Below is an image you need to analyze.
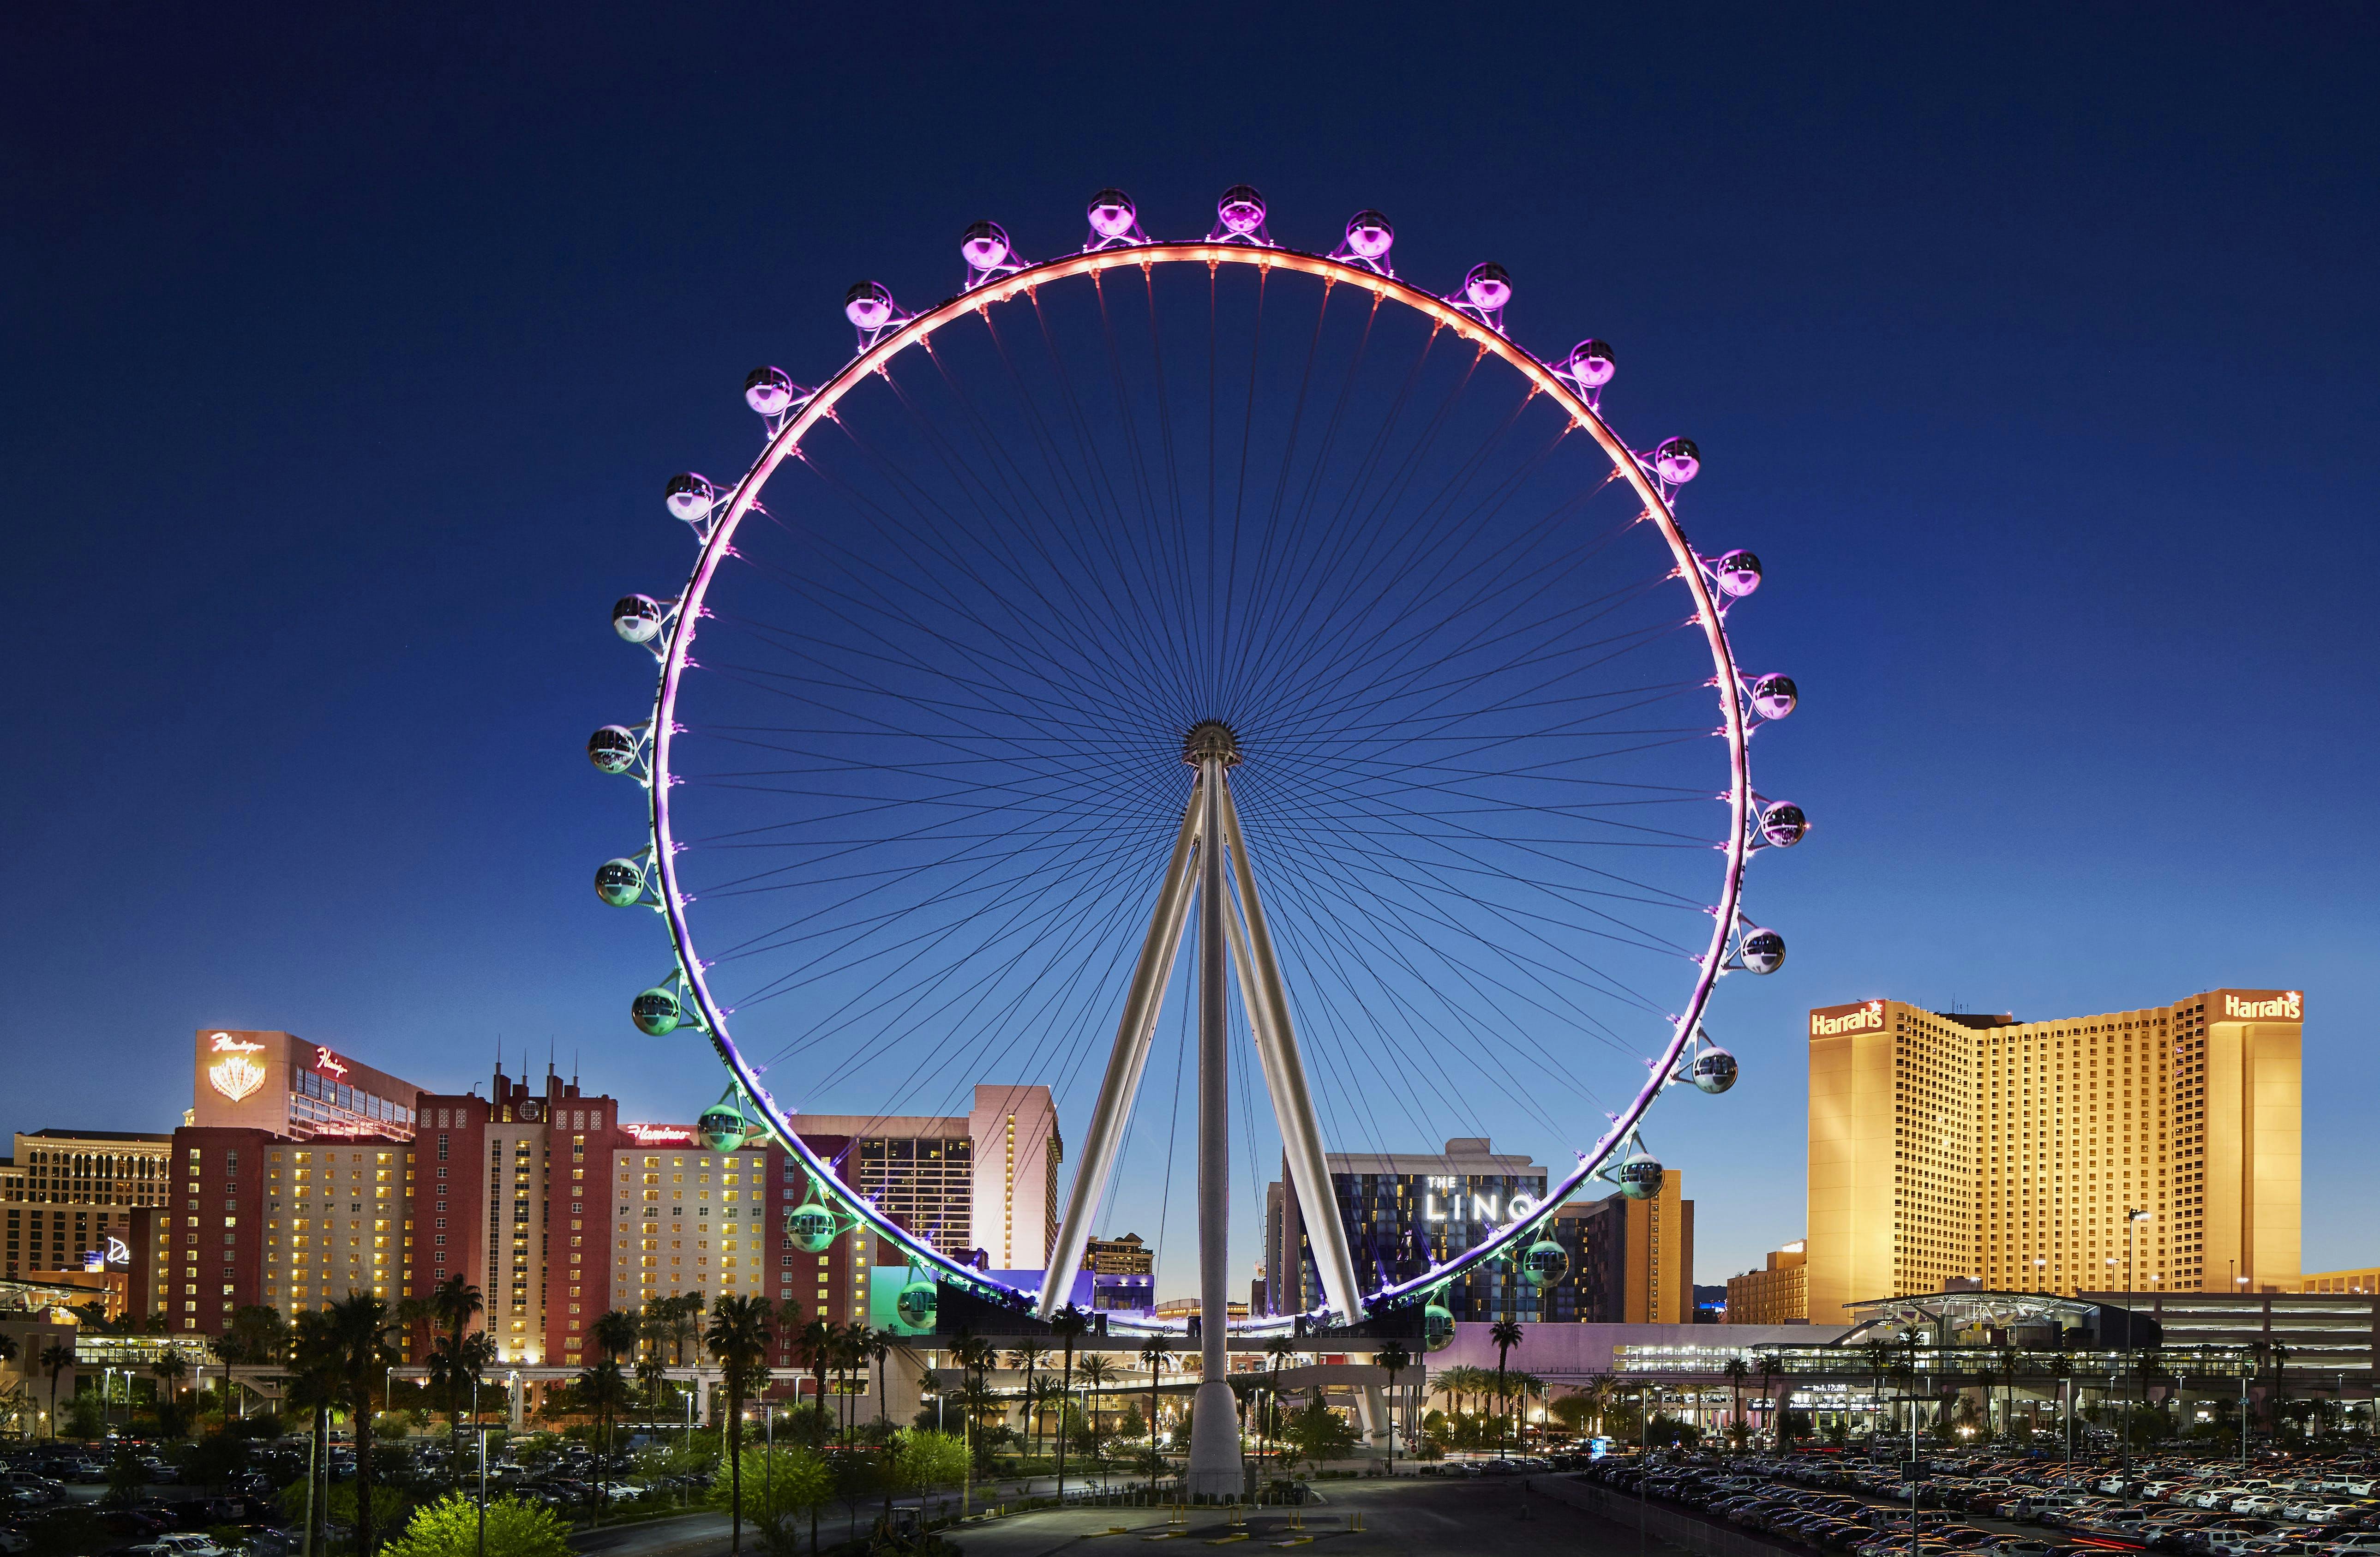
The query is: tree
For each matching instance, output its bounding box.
[1282,1397,1357,1473]
[790,1316,835,1427]
[1077,1352,1117,1482]
[1549,1391,1595,1436]
[286,1310,345,1557]
[1488,1318,1523,1457]
[427,1274,485,1487]
[591,1308,640,1365]
[1263,1335,1296,1470]
[1048,1306,1087,1499]
[1007,1343,1049,1456]
[1723,1356,1751,1449]
[323,1291,402,1557]
[1757,1354,1784,1448]
[37,1341,72,1440]
[1138,1337,1170,1489]
[380,1491,572,1557]
[576,1359,634,1520]
[1373,1341,1411,1474]
[707,1293,775,1554]
[706,1443,830,1557]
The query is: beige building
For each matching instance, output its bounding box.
[790,1085,1061,1269]
[1807,989,2302,1322]
[1548,1170,1696,1323]
[190,1029,423,1140]
[4,1130,173,1284]
[1727,1240,1809,1324]
[2301,1267,2378,1295]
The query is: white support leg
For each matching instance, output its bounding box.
[1185,750,1245,1498]
[1037,787,1204,1318]
[1219,780,1365,1324]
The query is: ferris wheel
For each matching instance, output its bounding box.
[587,185,1804,1448]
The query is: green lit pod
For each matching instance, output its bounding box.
[1520,1239,1570,1287]
[786,1201,838,1253]
[630,986,681,1036]
[897,1280,938,1329]
[1423,1302,1455,1353]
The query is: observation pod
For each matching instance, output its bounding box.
[845,281,897,331]
[1519,1238,1570,1288]
[897,1280,938,1329]
[1613,1150,1665,1200]
[612,594,664,643]
[1422,1302,1456,1353]
[786,1202,838,1253]
[664,473,716,523]
[1759,801,1808,848]
[588,725,640,774]
[631,986,682,1036]
[1343,210,1394,260]
[1567,339,1616,387]
[594,858,646,907]
[1086,188,1138,239]
[698,1088,755,1152]
[744,367,797,417]
[1740,926,1786,975]
[959,220,1011,271]
[1689,1047,1739,1094]
[1216,184,1266,235]
[1463,262,1513,313]
[1653,437,1701,485]
[1713,549,1763,598]
[1749,673,1798,721]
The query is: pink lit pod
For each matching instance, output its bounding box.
[1713,549,1762,598]
[1653,436,1701,484]
[744,366,796,416]
[1217,183,1266,235]
[1739,926,1786,974]
[1567,339,1616,388]
[1086,188,1138,239]
[1759,801,1808,847]
[663,473,716,523]
[960,220,1011,272]
[1749,673,1797,721]
[1463,262,1511,312]
[844,281,896,330]
[1343,209,1394,260]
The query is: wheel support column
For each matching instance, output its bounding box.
[1185,754,1245,1498]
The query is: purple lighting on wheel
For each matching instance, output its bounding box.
[1086,188,1138,240]
[1653,436,1701,484]
[1567,339,1616,387]
[1343,210,1394,259]
[1217,184,1266,235]
[1463,262,1512,313]
[844,281,896,330]
[960,220,1011,272]
[1713,548,1762,598]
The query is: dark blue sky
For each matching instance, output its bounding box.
[8,3,2374,1285]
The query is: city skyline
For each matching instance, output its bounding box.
[8,8,2375,1305]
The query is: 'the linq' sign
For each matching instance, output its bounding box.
[1421,1176,1541,1229]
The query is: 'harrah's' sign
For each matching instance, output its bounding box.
[2222,990,2302,1020]
[1810,1000,1886,1037]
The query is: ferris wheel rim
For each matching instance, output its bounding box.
[637,239,1753,1332]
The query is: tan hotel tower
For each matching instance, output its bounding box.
[1806,990,2302,1323]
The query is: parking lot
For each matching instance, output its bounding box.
[1584,1448,2380,1557]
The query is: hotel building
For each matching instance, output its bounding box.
[3,1130,172,1286]
[1544,1169,1696,1324]
[1266,1137,1547,1321]
[1806,989,2303,1322]
[1726,1240,1810,1325]
[132,1028,1060,1376]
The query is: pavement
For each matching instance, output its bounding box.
[566,1478,1700,1556]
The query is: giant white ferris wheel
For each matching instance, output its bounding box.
[587,185,1803,1480]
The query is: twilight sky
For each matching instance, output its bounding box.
[6,3,2376,1293]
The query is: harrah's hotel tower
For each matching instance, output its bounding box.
[1805,989,2303,1321]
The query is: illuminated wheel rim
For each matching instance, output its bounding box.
[600,207,1798,1332]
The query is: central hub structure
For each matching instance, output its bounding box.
[1182,718,1241,768]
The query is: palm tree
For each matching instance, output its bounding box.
[706,1294,775,1554]
[37,1341,72,1441]
[428,1274,483,1483]
[1373,1341,1411,1475]
[322,1292,401,1557]
[591,1308,639,1365]
[1049,1305,1088,1498]
[1996,1343,2021,1444]
[1077,1351,1117,1478]
[1139,1336,1171,1489]
[1488,1318,1523,1458]
[149,1352,188,1420]
[285,1310,344,1557]
[1009,1343,1050,1457]
[577,1359,634,1520]
[790,1315,835,1426]
[1722,1357,1751,1450]
[1757,1354,1784,1448]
